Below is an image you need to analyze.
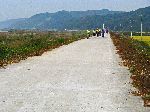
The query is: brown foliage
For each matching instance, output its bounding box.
[110,32,150,107]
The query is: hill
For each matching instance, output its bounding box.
[0,9,123,30]
[0,18,27,29]
[73,6,150,31]
[0,7,149,31]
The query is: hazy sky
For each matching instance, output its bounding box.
[0,0,150,21]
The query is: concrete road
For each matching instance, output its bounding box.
[0,35,149,112]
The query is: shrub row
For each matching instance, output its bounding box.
[110,32,150,107]
[0,31,86,67]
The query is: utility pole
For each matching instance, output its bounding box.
[103,24,105,29]
[140,16,143,40]
[130,20,132,38]
[131,26,133,38]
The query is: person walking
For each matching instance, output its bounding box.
[96,28,99,37]
[106,28,109,34]
[93,30,96,36]
[105,28,109,37]
[102,29,105,38]
[86,30,90,39]
[99,29,101,37]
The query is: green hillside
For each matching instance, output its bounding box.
[0,6,149,31]
[65,6,150,31]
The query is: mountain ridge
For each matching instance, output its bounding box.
[0,9,124,30]
[0,6,149,31]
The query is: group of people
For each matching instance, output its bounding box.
[86,28,109,39]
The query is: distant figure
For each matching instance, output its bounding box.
[106,28,109,34]
[93,30,96,36]
[87,30,90,39]
[99,29,101,37]
[96,28,99,37]
[105,28,109,37]
[96,28,101,37]
[102,29,105,38]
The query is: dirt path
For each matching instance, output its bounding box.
[0,35,149,112]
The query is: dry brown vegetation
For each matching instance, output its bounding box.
[110,32,150,107]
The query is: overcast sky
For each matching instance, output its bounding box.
[0,0,150,21]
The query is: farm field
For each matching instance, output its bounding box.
[0,31,86,67]
[132,36,150,45]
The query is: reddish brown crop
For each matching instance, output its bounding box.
[110,32,150,107]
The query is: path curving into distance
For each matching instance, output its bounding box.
[0,35,149,112]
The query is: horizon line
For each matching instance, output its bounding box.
[0,6,149,22]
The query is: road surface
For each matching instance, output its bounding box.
[0,35,149,112]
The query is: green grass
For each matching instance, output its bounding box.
[0,31,86,67]
[132,36,150,45]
